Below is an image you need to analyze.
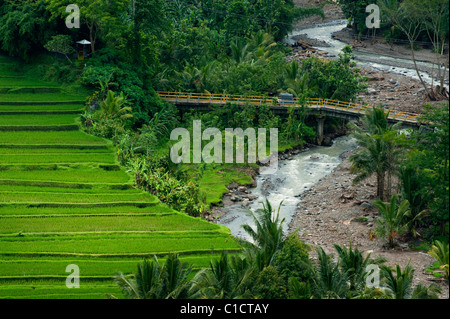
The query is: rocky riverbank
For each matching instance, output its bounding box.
[210,143,312,220]
[211,139,449,299]
[289,0,449,113]
[289,149,449,299]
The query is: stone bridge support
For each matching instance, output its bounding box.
[316,116,325,146]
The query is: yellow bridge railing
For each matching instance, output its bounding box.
[156,91,419,124]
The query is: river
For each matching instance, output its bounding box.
[287,19,449,89]
[216,19,446,242]
[217,135,357,241]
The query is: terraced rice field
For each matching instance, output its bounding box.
[0,55,240,299]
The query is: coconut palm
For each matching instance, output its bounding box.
[349,106,402,200]
[398,165,429,237]
[113,253,193,299]
[380,263,441,299]
[334,242,386,292]
[99,90,133,120]
[427,240,449,281]
[311,247,349,299]
[373,194,411,248]
[189,251,253,299]
[242,199,285,270]
[247,30,277,60]
[230,40,251,64]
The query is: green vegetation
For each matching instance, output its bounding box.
[427,240,449,281]
[0,0,447,300]
[111,200,440,299]
[349,105,449,244]
[0,54,240,299]
[338,0,449,99]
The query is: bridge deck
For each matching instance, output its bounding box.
[157,91,419,126]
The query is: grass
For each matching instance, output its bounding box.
[0,233,239,255]
[0,204,176,216]
[0,93,85,103]
[0,280,122,299]
[0,54,242,299]
[0,114,78,126]
[0,148,111,154]
[0,184,137,194]
[0,168,132,183]
[0,190,156,204]
[0,254,222,278]
[0,213,220,234]
[184,163,255,206]
[0,77,60,87]
[0,153,116,164]
[0,131,108,145]
[0,104,83,112]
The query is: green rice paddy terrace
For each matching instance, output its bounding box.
[0,55,240,299]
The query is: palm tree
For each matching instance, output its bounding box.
[189,251,253,299]
[361,105,390,134]
[242,199,285,270]
[311,247,349,299]
[113,253,193,299]
[285,60,300,82]
[230,40,251,64]
[99,90,133,120]
[373,194,411,248]
[350,127,389,200]
[398,165,429,237]
[334,242,386,292]
[427,240,449,281]
[380,263,441,299]
[247,30,277,61]
[349,106,402,200]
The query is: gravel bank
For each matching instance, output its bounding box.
[289,149,449,299]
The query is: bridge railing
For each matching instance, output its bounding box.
[157,91,418,124]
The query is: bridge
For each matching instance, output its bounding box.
[157,91,420,145]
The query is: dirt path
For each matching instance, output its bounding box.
[289,150,449,298]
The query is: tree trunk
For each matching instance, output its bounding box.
[410,41,435,100]
[88,20,96,54]
[377,172,385,201]
[387,170,392,200]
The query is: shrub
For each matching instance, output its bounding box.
[374,195,411,248]
[273,234,313,283]
[427,240,449,281]
[252,266,288,299]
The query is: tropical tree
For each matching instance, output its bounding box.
[398,165,429,237]
[44,34,74,64]
[334,242,386,293]
[273,234,314,284]
[46,0,129,53]
[189,251,253,299]
[99,90,133,120]
[380,0,449,99]
[252,266,288,299]
[113,254,193,299]
[427,240,449,281]
[311,247,349,299]
[242,199,285,270]
[0,0,56,61]
[373,194,411,248]
[380,263,441,299]
[230,40,251,65]
[349,107,403,200]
